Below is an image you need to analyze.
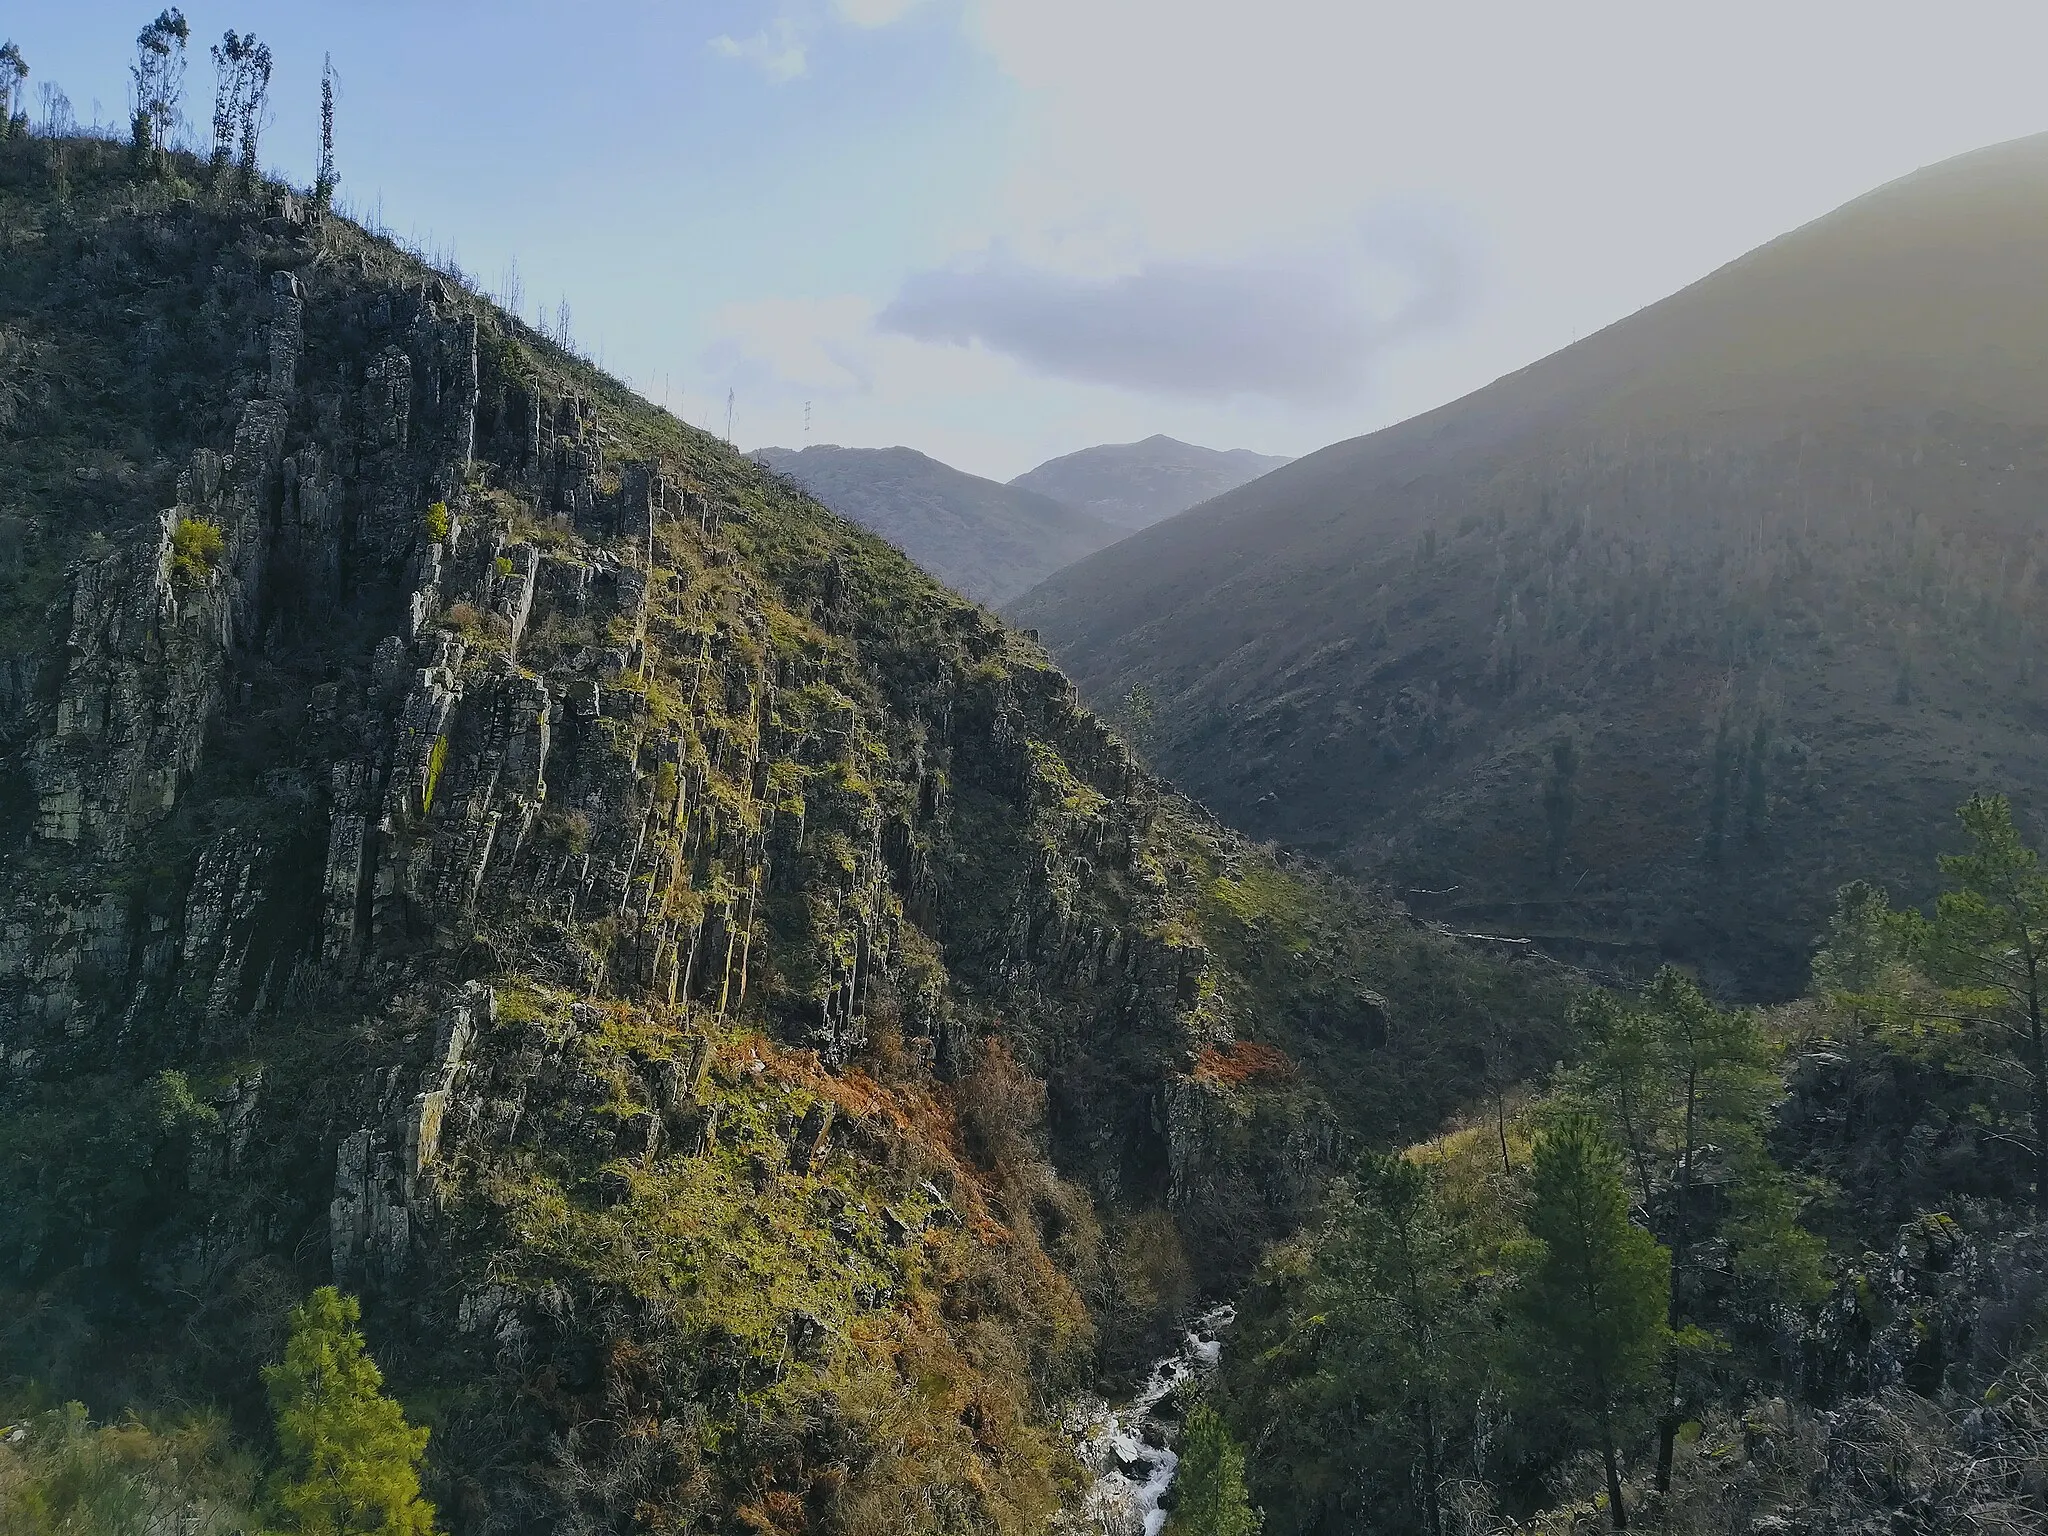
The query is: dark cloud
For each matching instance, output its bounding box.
[877,215,1473,402]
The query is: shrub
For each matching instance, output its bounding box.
[0,1400,259,1535]
[423,501,450,542]
[169,516,224,583]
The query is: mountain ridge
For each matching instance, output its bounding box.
[1009,433,1293,534]
[750,441,1119,605]
[1013,132,2048,997]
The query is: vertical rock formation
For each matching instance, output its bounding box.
[0,152,1560,1534]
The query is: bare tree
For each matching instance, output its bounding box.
[35,81,73,138]
[0,42,27,139]
[129,9,189,159]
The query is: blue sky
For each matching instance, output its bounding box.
[16,3,2048,478]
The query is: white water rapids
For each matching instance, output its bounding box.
[1066,1304,1237,1536]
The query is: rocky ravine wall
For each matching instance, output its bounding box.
[1,192,1512,1527]
[0,160,1628,1536]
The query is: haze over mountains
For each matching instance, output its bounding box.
[753,435,1291,606]
[1016,134,2048,996]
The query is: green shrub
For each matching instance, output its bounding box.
[169,517,224,584]
[421,737,448,815]
[423,502,450,542]
[0,1400,259,1536]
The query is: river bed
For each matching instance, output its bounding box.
[1066,1303,1237,1536]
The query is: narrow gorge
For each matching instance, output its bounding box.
[0,138,1563,1533]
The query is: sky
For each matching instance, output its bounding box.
[14,1,2048,480]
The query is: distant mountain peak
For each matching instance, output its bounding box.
[1011,436,1292,532]
[751,443,1119,605]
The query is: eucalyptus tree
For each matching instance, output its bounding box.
[129,9,189,160]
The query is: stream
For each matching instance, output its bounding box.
[1067,1303,1237,1536]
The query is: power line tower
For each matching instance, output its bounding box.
[725,388,735,446]
[804,400,812,439]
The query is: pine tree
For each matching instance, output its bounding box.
[1810,879,1904,999]
[1170,1403,1261,1536]
[262,1287,438,1536]
[1514,1116,1670,1533]
[1571,989,1664,1210]
[1320,1155,1480,1535]
[1571,972,1823,1493]
[1909,793,2048,1212]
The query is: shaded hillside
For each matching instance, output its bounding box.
[751,443,1120,605]
[1009,435,1291,534]
[0,136,1566,1534]
[1015,134,2048,998]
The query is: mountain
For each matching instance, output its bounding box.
[750,443,1122,606]
[1009,435,1293,533]
[1014,134,2048,998]
[0,135,1563,1530]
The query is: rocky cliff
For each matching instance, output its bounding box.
[0,139,1564,1533]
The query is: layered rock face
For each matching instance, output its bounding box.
[0,145,1559,1534]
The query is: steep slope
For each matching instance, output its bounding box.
[751,443,1121,606]
[1015,133,2048,998]
[1009,435,1292,534]
[0,138,1566,1534]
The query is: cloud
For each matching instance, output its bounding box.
[709,18,809,81]
[700,296,883,395]
[710,0,930,80]
[832,0,931,25]
[876,215,1474,403]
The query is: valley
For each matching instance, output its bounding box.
[3,40,2048,1536]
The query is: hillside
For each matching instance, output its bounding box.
[1009,435,1292,534]
[750,443,1119,605]
[1014,134,2048,998]
[0,135,1566,1533]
